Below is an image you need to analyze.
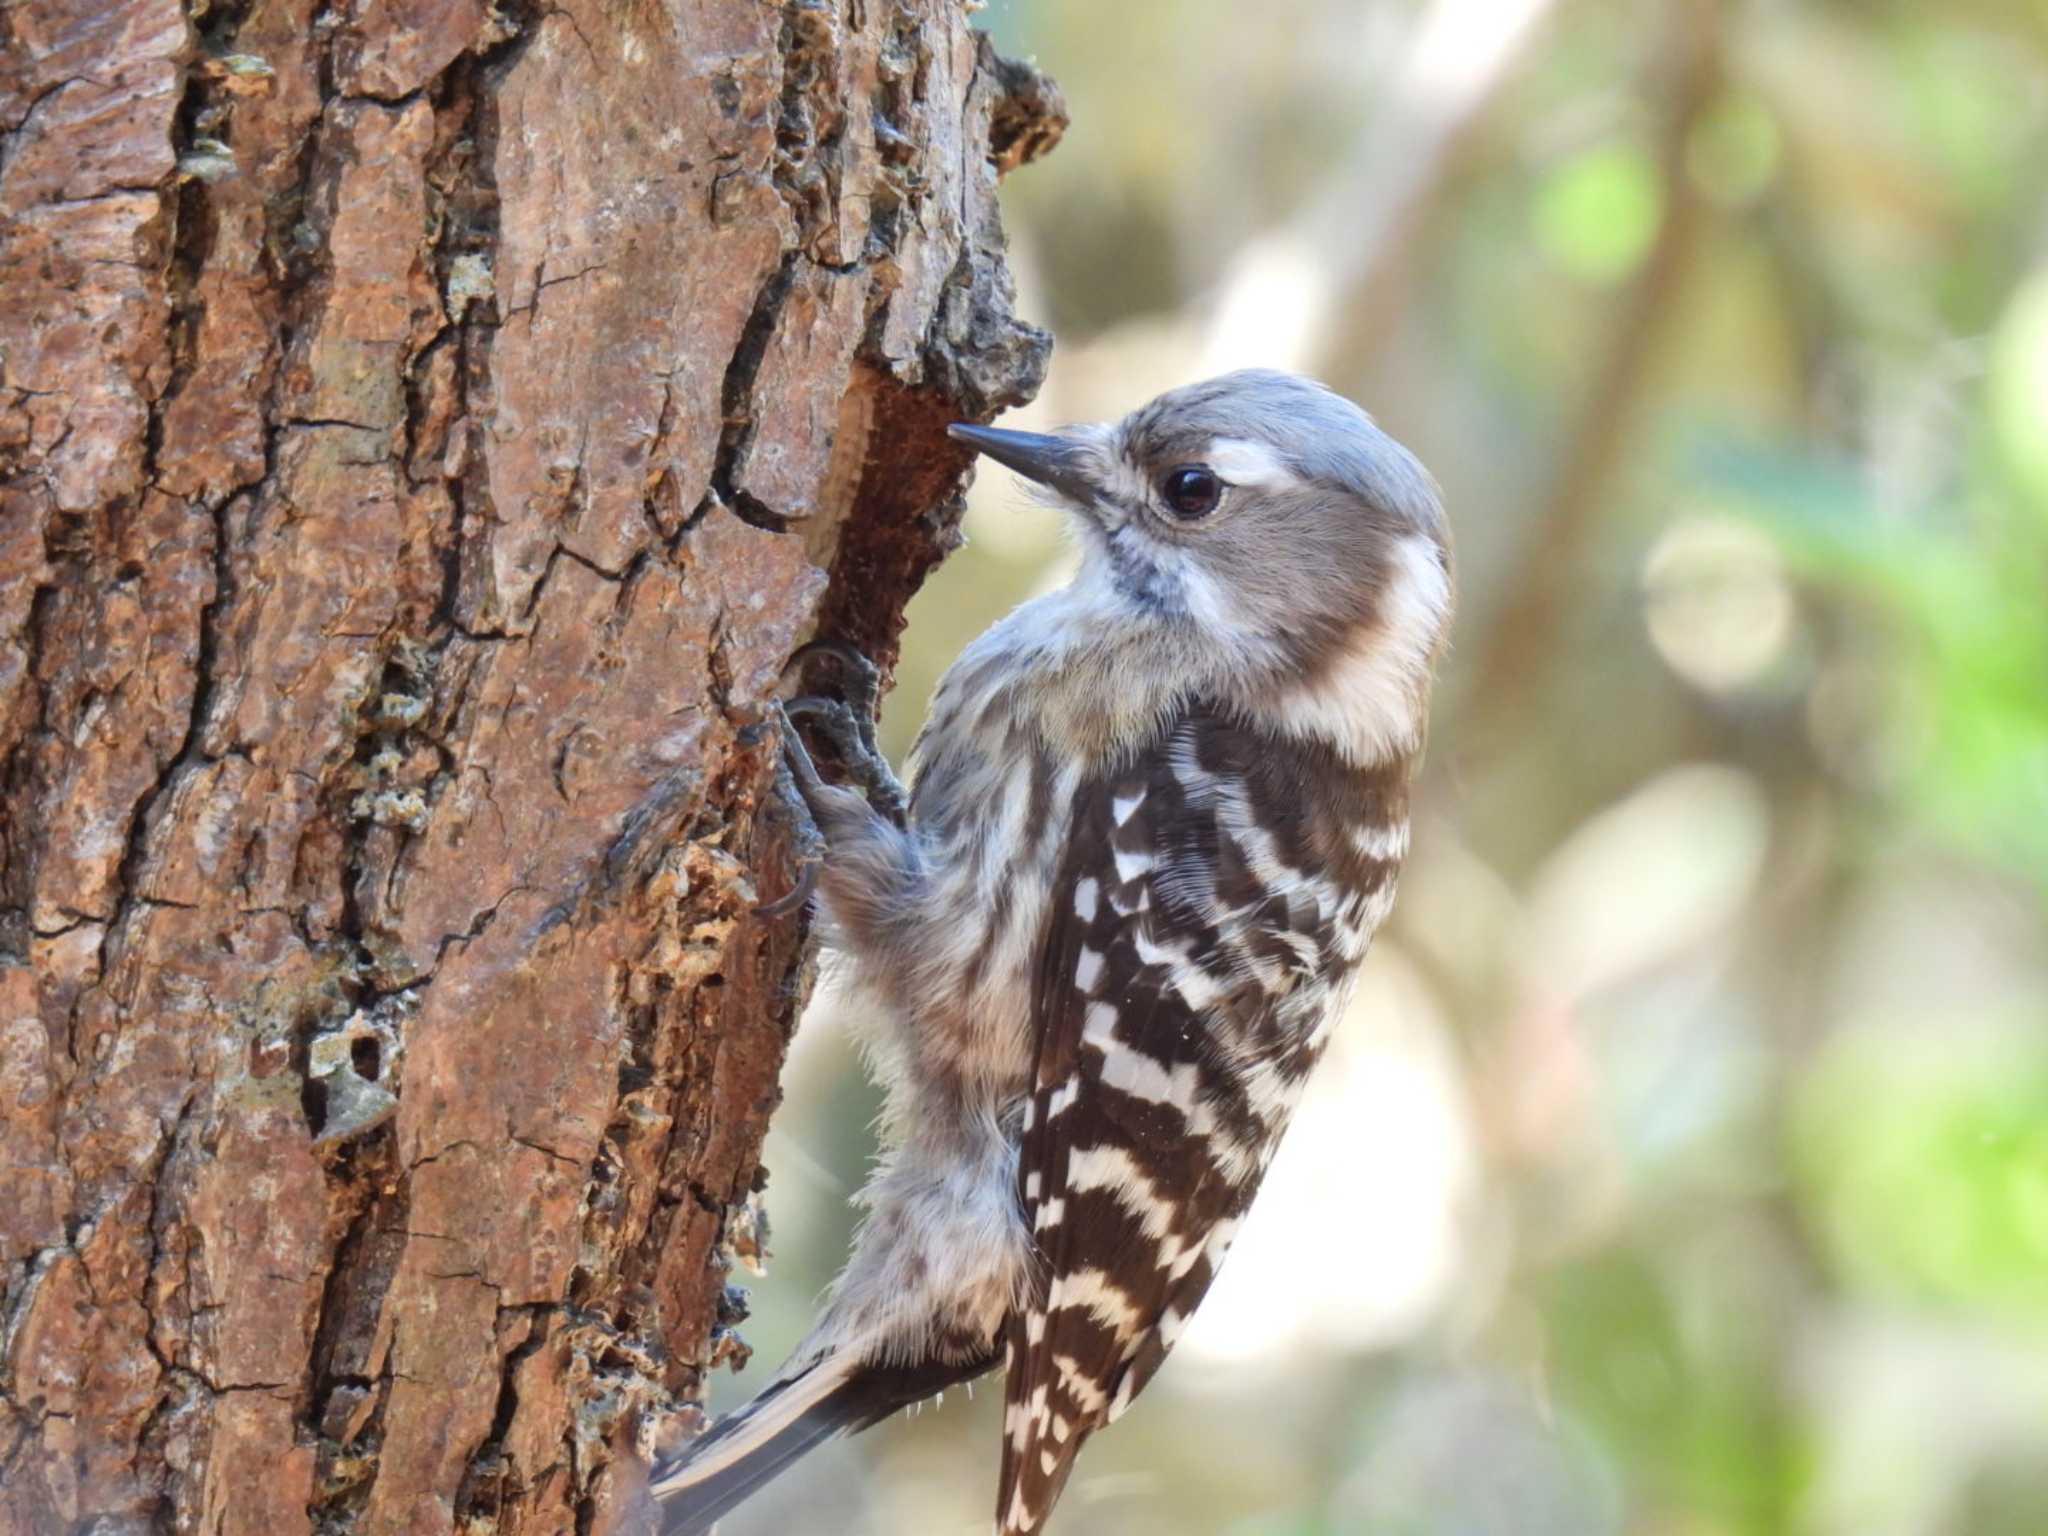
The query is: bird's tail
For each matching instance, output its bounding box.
[646,1350,995,1535]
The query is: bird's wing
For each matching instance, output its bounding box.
[996,706,1405,1535]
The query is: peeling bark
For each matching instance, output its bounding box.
[0,3,1063,1532]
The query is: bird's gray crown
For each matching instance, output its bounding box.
[1121,369,1446,544]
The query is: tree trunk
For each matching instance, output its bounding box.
[0,3,1059,1532]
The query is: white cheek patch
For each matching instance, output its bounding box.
[1205,437,1300,489]
[1271,533,1451,766]
[1385,532,1455,665]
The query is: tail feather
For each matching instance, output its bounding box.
[648,1351,996,1535]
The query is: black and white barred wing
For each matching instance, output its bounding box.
[997,711,1403,1535]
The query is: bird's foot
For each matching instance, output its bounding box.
[779,639,909,829]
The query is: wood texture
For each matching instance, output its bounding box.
[0,2,1063,1531]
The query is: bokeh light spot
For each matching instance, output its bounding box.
[1532,139,1664,286]
[1642,514,1796,692]
[1793,1031,2048,1323]
[1988,267,2048,503]
[1525,763,1769,1002]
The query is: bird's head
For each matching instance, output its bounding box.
[949,369,1452,766]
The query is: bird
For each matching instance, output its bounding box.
[647,368,1452,1535]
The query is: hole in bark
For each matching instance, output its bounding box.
[351,1036,381,1080]
[301,1074,329,1135]
[47,509,92,558]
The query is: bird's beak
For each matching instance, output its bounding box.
[947,423,1099,507]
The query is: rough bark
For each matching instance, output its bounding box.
[0,3,1061,1532]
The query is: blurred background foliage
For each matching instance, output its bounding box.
[718,0,2048,1530]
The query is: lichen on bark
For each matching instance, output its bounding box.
[0,2,1064,1531]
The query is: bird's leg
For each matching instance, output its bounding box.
[754,719,828,918]
[780,640,909,830]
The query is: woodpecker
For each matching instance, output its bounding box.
[649,369,1452,1534]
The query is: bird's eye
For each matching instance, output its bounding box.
[1159,465,1222,520]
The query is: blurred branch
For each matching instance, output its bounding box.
[1318,0,1564,354]
[1203,0,1562,371]
[1461,0,1726,730]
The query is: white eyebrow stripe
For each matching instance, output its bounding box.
[1205,437,1298,488]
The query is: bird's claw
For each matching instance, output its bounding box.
[778,641,909,829]
[782,638,885,752]
[755,738,826,919]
